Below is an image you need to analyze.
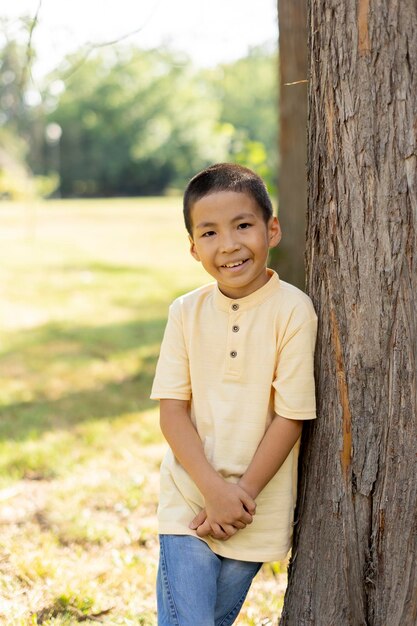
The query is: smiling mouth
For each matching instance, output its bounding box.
[221,259,249,268]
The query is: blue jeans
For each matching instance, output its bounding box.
[157,535,262,626]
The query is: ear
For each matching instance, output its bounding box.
[268,216,281,248]
[189,235,201,262]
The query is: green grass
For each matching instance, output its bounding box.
[0,198,286,625]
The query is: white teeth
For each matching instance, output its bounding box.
[223,260,245,268]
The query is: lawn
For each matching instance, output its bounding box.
[0,198,287,625]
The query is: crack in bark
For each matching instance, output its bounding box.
[329,307,352,483]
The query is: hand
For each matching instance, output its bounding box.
[189,508,248,539]
[189,480,256,541]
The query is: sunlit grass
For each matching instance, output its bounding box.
[0,198,286,624]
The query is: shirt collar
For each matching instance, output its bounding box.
[213,269,280,312]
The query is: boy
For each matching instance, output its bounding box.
[151,163,317,626]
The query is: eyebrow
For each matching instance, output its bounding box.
[194,213,256,230]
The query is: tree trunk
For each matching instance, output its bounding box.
[281,1,417,624]
[273,0,308,289]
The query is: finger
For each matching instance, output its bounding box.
[239,509,254,525]
[221,524,238,537]
[189,509,207,530]
[195,520,211,537]
[209,523,228,540]
[233,520,246,530]
[241,492,257,515]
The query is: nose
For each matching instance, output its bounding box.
[219,232,241,254]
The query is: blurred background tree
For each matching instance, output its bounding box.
[273,0,307,288]
[39,47,228,196]
[0,13,278,200]
[0,22,37,199]
[204,43,278,193]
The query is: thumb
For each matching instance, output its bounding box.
[189,508,207,530]
[195,520,211,537]
[240,491,256,515]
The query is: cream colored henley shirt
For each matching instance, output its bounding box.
[150,270,317,562]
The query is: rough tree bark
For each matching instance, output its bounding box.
[280,1,417,624]
[274,0,308,289]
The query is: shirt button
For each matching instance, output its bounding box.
[231,303,239,311]
[232,325,239,332]
[230,351,237,358]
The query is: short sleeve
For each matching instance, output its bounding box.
[150,299,191,401]
[272,313,317,420]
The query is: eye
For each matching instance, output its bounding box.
[237,222,252,230]
[201,230,216,238]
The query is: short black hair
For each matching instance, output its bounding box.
[183,163,273,236]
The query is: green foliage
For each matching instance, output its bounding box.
[34,173,60,198]
[0,22,40,198]
[48,47,230,196]
[204,44,278,194]
[234,139,276,196]
[0,128,34,199]
[40,43,278,197]
[0,38,31,131]
[0,20,278,199]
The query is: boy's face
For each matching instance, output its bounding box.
[189,191,281,299]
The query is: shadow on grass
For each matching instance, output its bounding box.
[0,368,156,442]
[0,316,168,443]
[0,316,166,360]
[0,280,195,451]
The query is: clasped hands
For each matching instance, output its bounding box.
[188,479,256,541]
